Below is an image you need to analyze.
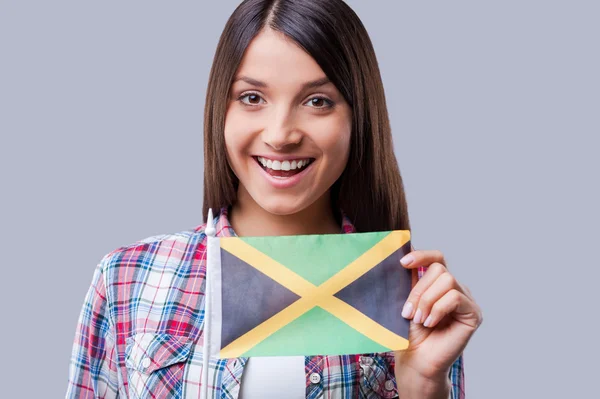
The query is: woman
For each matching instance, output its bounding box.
[66,0,483,398]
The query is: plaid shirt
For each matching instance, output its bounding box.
[67,207,465,398]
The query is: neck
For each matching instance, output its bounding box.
[229,187,341,237]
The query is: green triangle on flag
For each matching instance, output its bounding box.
[238,231,392,286]
[242,306,391,357]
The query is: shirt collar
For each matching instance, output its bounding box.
[213,206,356,237]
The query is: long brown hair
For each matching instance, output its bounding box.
[203,0,411,232]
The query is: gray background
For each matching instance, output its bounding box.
[1,0,598,397]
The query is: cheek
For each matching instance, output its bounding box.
[224,111,253,163]
[331,134,351,175]
[313,119,351,166]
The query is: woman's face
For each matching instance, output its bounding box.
[224,28,352,216]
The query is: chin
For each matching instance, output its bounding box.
[254,196,309,217]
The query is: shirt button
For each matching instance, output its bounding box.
[141,357,151,369]
[384,379,395,391]
[360,356,374,366]
[309,373,321,384]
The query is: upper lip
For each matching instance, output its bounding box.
[254,155,315,161]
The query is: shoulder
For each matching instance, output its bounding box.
[89,223,210,338]
[98,223,208,287]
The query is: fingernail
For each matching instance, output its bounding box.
[413,308,422,324]
[423,315,433,327]
[401,302,413,318]
[400,255,414,266]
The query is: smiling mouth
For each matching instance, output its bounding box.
[254,156,315,178]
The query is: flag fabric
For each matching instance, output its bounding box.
[205,229,412,359]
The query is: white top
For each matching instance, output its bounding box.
[239,356,305,399]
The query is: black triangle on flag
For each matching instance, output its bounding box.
[333,241,412,338]
[220,249,301,349]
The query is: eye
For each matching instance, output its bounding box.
[238,92,265,106]
[304,96,335,110]
[236,92,335,111]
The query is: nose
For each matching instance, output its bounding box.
[262,107,303,150]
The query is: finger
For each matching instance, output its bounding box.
[413,271,458,325]
[407,244,432,285]
[400,249,447,269]
[401,262,447,320]
[421,289,481,329]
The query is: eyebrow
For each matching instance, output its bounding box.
[232,75,331,90]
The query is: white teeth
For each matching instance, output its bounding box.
[257,157,312,171]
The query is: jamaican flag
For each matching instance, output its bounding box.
[205,230,412,358]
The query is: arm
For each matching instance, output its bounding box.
[66,256,119,398]
[395,367,450,399]
[395,353,463,399]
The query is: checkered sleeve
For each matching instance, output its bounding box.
[449,353,465,399]
[66,255,120,398]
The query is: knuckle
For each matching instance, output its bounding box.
[439,271,455,287]
[449,288,462,302]
[407,287,423,305]
[429,262,445,275]
[419,292,434,309]
[409,289,423,303]
[433,249,446,264]
[430,299,443,314]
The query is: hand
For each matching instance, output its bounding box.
[394,247,483,382]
